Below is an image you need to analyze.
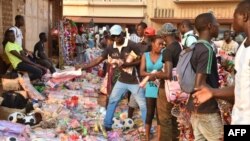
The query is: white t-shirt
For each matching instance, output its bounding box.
[181,30,197,48]
[214,40,239,54]
[9,26,23,47]
[130,33,140,43]
[95,34,100,47]
[232,38,250,125]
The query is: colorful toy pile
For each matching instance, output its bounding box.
[0,67,148,141]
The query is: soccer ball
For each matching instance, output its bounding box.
[122,118,134,130]
[8,112,25,123]
[23,115,36,126]
[6,137,18,141]
[112,117,123,129]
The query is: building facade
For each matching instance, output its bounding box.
[63,0,147,25]
[148,0,240,30]
[63,0,240,31]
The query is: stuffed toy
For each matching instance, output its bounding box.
[6,136,18,141]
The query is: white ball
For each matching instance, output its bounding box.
[112,117,123,129]
[122,118,134,130]
[6,136,18,141]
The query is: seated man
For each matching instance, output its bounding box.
[4,30,46,81]
[34,32,56,73]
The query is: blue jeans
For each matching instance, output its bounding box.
[104,81,147,128]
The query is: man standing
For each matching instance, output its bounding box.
[193,0,250,125]
[76,25,146,131]
[214,30,239,56]
[34,32,56,74]
[10,15,33,58]
[179,20,197,48]
[76,27,87,62]
[186,13,223,140]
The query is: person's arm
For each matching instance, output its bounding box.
[75,47,108,70]
[10,50,46,71]
[154,61,172,80]
[77,56,105,70]
[193,86,235,105]
[193,44,215,89]
[140,54,150,77]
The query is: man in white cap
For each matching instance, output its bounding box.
[76,25,146,131]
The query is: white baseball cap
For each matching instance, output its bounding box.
[110,25,123,36]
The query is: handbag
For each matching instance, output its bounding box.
[164,68,189,103]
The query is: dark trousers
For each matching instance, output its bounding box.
[36,59,56,73]
[157,88,179,141]
[146,97,158,124]
[16,62,43,81]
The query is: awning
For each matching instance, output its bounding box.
[151,18,233,24]
[66,16,143,24]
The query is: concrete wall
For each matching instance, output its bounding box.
[0,0,13,54]
[25,0,49,54]
[63,0,146,19]
[147,0,240,30]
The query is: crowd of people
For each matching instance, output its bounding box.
[76,0,250,140]
[1,0,250,140]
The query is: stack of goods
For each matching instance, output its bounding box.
[62,19,78,65]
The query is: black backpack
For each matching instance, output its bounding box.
[1,91,28,109]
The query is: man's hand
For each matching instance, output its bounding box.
[75,64,87,70]
[75,64,82,70]
[148,74,156,81]
[192,86,214,106]
[26,50,34,58]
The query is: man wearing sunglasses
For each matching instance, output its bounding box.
[76,25,146,131]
